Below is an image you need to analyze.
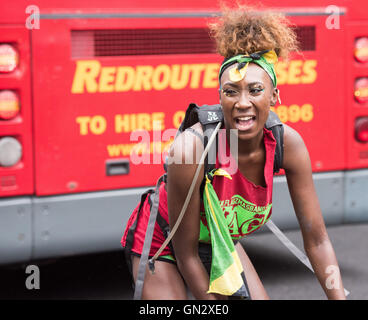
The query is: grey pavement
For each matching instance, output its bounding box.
[241,222,368,300]
[0,223,366,300]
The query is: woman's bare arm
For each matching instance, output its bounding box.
[282,124,346,299]
[167,127,224,299]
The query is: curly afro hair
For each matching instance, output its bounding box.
[209,4,299,60]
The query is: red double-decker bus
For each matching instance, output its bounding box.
[0,0,368,265]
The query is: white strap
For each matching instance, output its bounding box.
[149,122,222,265]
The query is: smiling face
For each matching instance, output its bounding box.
[220,63,278,141]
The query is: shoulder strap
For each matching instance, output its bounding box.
[195,104,224,175]
[164,103,223,174]
[166,103,224,176]
[265,110,284,173]
[177,103,223,133]
[133,174,165,300]
[123,189,153,278]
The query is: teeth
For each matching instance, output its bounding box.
[238,116,254,121]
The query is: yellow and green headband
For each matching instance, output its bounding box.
[218,49,278,87]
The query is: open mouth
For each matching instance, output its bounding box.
[235,115,256,131]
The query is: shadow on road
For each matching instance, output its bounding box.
[0,250,133,300]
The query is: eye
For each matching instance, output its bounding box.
[249,87,264,95]
[222,88,238,97]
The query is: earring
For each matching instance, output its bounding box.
[277,89,282,104]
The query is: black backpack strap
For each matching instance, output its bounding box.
[193,104,224,195]
[165,103,223,173]
[177,103,200,134]
[265,110,284,173]
[154,208,176,259]
[165,103,224,192]
[195,104,224,175]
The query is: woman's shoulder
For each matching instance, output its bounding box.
[283,123,306,150]
[166,122,205,194]
[282,123,310,171]
[168,122,204,165]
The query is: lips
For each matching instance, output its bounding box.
[234,115,256,131]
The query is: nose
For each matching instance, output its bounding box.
[236,90,252,109]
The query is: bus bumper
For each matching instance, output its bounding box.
[271,169,368,229]
[0,170,368,265]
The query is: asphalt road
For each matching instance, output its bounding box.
[0,223,367,300]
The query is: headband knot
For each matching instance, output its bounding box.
[249,52,261,59]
